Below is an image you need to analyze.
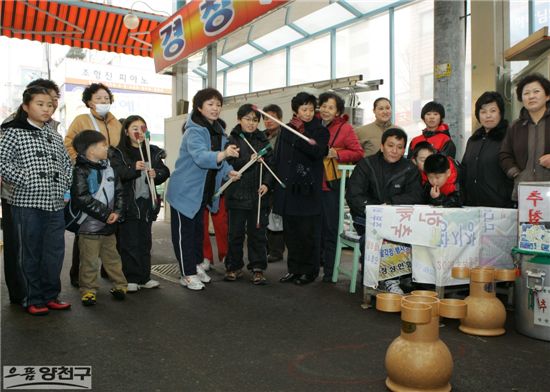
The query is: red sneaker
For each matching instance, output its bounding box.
[27,305,49,316]
[46,299,71,310]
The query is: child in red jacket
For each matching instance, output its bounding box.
[408,101,456,159]
[424,153,462,207]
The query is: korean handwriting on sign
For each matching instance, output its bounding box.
[159,15,185,60]
[526,190,544,223]
[200,0,235,36]
[482,210,495,233]
[419,211,443,226]
[391,223,412,238]
[537,297,547,313]
[396,207,413,222]
[441,222,476,247]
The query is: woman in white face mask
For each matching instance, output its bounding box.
[64,83,122,162]
[63,82,123,288]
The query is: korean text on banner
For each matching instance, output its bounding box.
[518,182,550,252]
[151,0,288,73]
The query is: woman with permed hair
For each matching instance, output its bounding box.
[273,92,330,285]
[166,88,240,291]
[499,73,550,200]
[64,82,121,161]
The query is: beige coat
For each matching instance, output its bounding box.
[355,120,394,157]
[64,111,121,160]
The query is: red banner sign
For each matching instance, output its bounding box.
[152,0,288,73]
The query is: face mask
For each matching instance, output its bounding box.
[94,104,110,117]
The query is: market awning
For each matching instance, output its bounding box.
[0,0,166,57]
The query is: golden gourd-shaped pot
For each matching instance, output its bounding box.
[452,266,515,336]
[377,293,467,392]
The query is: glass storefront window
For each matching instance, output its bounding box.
[336,13,390,126]
[225,63,249,96]
[252,50,286,92]
[394,0,434,142]
[289,34,330,85]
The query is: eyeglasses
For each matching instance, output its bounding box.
[242,116,259,123]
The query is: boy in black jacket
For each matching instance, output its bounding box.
[224,104,274,284]
[71,130,127,306]
[424,153,463,207]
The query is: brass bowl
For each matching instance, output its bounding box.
[439,298,467,319]
[376,293,403,312]
[470,267,495,283]
[411,290,438,297]
[495,269,516,282]
[401,302,432,324]
[452,266,470,279]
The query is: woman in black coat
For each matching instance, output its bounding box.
[110,115,170,292]
[462,91,513,208]
[273,92,329,285]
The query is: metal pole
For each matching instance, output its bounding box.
[207,43,217,88]
[434,0,466,157]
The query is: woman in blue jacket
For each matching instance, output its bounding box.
[166,88,240,291]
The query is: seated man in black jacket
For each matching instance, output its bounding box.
[346,128,424,293]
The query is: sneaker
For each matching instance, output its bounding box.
[199,259,212,271]
[81,292,97,306]
[224,269,243,282]
[139,280,160,289]
[179,275,205,291]
[196,265,212,283]
[46,299,71,310]
[127,283,140,293]
[110,288,126,300]
[251,271,267,285]
[27,304,49,315]
[381,279,404,295]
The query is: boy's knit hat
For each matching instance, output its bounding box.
[73,130,107,155]
[421,101,445,120]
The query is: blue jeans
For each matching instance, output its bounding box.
[12,207,65,306]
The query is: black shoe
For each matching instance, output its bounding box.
[295,274,317,285]
[110,288,126,300]
[279,273,298,283]
[322,275,334,283]
[268,254,283,263]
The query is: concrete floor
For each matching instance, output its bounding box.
[2,220,550,391]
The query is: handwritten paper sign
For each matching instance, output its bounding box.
[364,205,517,288]
[518,182,550,252]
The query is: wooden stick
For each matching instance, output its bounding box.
[134,131,156,209]
[252,105,316,145]
[238,133,286,188]
[143,128,157,209]
[214,145,270,198]
[257,163,262,228]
